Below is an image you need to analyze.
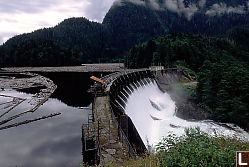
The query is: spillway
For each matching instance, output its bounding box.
[124,80,249,148]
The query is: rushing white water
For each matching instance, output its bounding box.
[124,80,249,148]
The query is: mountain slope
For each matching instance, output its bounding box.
[0,0,249,67]
[0,18,115,66]
[226,25,249,51]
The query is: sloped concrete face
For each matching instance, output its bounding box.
[106,70,154,154]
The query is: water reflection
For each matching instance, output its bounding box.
[0,90,89,167]
[39,72,109,107]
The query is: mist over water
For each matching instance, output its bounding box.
[124,80,249,148]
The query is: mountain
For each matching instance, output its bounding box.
[0,0,249,67]
[105,0,249,51]
[0,18,113,66]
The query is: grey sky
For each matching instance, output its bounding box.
[0,0,116,44]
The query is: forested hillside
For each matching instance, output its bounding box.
[226,26,249,51]
[0,18,115,66]
[0,0,249,67]
[103,0,249,59]
[126,33,249,129]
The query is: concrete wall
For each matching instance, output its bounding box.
[107,68,190,154]
[108,70,154,154]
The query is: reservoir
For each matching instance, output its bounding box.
[0,71,248,166]
[0,72,105,167]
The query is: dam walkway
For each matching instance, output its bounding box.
[93,96,129,163]
[82,96,136,165]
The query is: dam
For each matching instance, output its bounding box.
[1,64,248,166]
[82,68,190,164]
[83,67,249,165]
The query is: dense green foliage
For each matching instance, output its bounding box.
[101,128,249,167]
[126,33,249,69]
[0,18,116,66]
[197,61,249,127]
[0,0,249,67]
[226,26,249,51]
[0,39,76,66]
[155,128,249,167]
[126,33,249,129]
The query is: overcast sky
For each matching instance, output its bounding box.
[1,0,248,45]
[0,0,117,44]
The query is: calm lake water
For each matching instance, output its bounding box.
[0,72,105,167]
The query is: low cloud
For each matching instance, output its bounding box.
[120,0,248,19]
[128,0,146,6]
[113,0,124,7]
[164,0,198,20]
[198,0,206,8]
[126,0,199,20]
[206,3,246,16]
[149,0,161,10]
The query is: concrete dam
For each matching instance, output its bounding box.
[82,68,186,164]
[83,68,249,165]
